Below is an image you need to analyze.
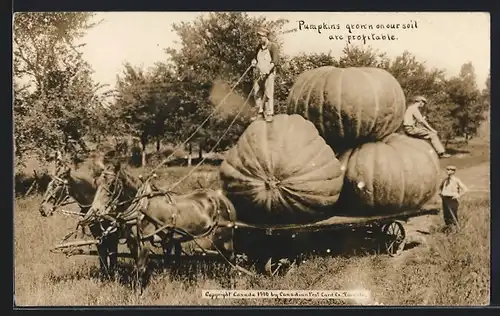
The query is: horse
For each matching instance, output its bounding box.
[38,163,120,279]
[86,161,237,284]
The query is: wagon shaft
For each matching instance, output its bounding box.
[51,239,101,250]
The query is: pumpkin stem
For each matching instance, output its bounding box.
[265,177,281,191]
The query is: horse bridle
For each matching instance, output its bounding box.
[41,176,73,213]
[95,170,127,215]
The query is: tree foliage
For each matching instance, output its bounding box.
[13,12,109,167]
[444,62,488,139]
[164,12,289,154]
[113,62,183,165]
[14,12,489,170]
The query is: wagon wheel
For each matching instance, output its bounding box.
[381,221,406,257]
[264,257,294,277]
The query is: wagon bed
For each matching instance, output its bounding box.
[50,204,441,277]
[229,205,440,234]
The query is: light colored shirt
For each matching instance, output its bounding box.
[440,175,468,197]
[255,42,279,74]
[403,104,425,126]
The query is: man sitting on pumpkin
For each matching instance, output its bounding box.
[403,95,451,158]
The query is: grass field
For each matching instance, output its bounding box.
[13,139,490,306]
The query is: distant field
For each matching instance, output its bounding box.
[13,139,490,306]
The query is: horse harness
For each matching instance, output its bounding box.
[43,175,91,213]
[92,172,227,248]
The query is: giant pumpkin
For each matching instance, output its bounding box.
[219,114,344,225]
[287,66,406,152]
[336,133,441,215]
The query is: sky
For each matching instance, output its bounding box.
[78,12,490,91]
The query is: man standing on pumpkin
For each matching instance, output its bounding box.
[250,27,279,122]
[439,165,468,230]
[403,95,451,158]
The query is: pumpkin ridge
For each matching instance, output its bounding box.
[359,68,380,138]
[410,138,439,205]
[408,142,429,207]
[323,69,342,142]
[228,146,264,181]
[283,139,333,179]
[293,69,316,118]
[387,135,435,207]
[384,136,406,206]
[318,68,333,137]
[393,78,406,134]
[285,178,343,196]
[297,70,314,119]
[276,190,295,216]
[280,187,332,214]
[221,163,261,187]
[238,131,268,180]
[276,115,302,177]
[278,122,325,177]
[387,139,408,209]
[389,139,407,207]
[266,119,278,177]
[257,121,274,177]
[277,187,314,214]
[305,69,329,133]
[382,81,400,137]
[336,68,346,139]
[283,159,342,185]
[221,152,257,183]
[378,73,402,137]
[284,152,341,183]
[368,143,378,208]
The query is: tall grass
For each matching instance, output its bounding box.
[14,162,490,306]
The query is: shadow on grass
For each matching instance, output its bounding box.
[445,147,471,155]
[164,157,224,167]
[14,172,52,197]
[46,254,236,289]
[45,229,430,289]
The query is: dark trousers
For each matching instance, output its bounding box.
[442,196,459,226]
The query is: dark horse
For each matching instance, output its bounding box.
[39,163,120,278]
[86,161,237,283]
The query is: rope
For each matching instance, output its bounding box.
[147,65,253,177]
[167,84,254,191]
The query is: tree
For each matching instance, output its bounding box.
[445,62,487,142]
[387,51,446,99]
[165,12,289,158]
[337,44,390,69]
[481,71,490,107]
[114,62,181,166]
[13,12,107,167]
[477,71,490,140]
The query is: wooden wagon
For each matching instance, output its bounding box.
[229,206,439,275]
[51,204,439,277]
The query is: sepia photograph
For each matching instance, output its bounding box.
[13,11,490,306]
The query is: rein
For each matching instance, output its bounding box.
[140,191,223,241]
[42,176,92,213]
[94,171,223,242]
[78,170,126,226]
[84,168,247,273]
